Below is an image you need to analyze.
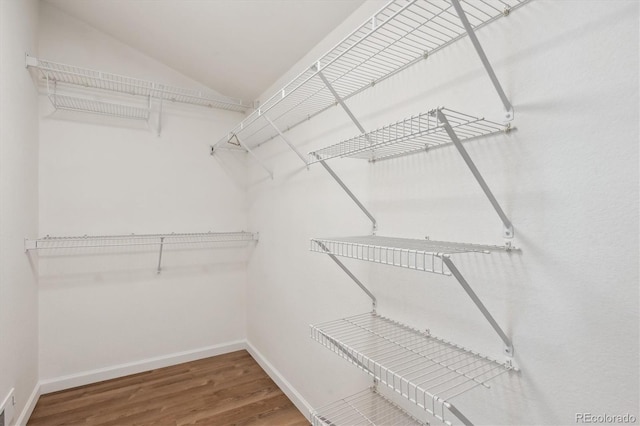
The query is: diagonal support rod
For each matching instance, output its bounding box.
[316,240,377,310]
[220,133,274,179]
[316,70,377,233]
[317,71,367,134]
[312,154,377,232]
[450,0,514,121]
[442,256,513,356]
[263,115,308,167]
[437,109,513,238]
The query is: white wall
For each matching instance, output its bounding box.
[36,3,250,384]
[246,1,639,425]
[0,0,40,423]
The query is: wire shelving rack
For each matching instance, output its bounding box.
[25,231,258,273]
[311,387,427,426]
[27,56,250,113]
[212,0,528,155]
[309,108,507,163]
[311,312,514,426]
[311,235,512,276]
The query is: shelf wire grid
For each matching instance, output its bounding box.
[32,58,249,112]
[311,236,511,276]
[214,0,529,151]
[309,108,506,163]
[312,388,427,426]
[48,93,151,121]
[25,231,258,251]
[311,312,513,425]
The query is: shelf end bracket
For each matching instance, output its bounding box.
[263,115,308,168]
[227,133,274,179]
[314,240,377,311]
[442,256,514,357]
[437,109,514,239]
[450,0,514,121]
[312,154,377,234]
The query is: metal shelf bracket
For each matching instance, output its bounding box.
[315,240,377,311]
[312,154,377,234]
[263,115,308,168]
[436,109,514,239]
[442,256,514,356]
[214,133,274,180]
[451,0,515,121]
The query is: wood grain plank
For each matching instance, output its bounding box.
[28,350,308,426]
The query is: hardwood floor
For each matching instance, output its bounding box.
[28,350,309,426]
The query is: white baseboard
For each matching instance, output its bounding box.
[244,340,312,419]
[21,340,310,425]
[38,340,245,395]
[14,384,40,426]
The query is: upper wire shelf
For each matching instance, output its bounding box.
[27,56,250,112]
[309,108,507,163]
[311,235,512,276]
[312,388,427,426]
[25,231,258,251]
[213,0,528,151]
[311,312,513,425]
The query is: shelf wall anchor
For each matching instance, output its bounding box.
[451,0,514,121]
[436,109,514,239]
[264,115,308,168]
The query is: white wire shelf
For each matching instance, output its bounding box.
[48,93,151,121]
[213,0,528,151]
[312,388,427,426]
[309,108,507,163]
[25,231,258,251]
[27,56,250,112]
[311,312,513,425]
[311,236,512,276]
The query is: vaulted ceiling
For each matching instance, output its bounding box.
[43,0,366,102]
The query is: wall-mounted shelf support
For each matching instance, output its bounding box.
[157,236,165,273]
[263,115,308,167]
[451,0,514,121]
[315,240,377,311]
[213,134,274,180]
[312,153,377,233]
[316,70,367,135]
[441,256,513,356]
[436,110,514,238]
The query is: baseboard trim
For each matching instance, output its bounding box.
[15,383,40,426]
[244,340,312,419]
[38,340,245,395]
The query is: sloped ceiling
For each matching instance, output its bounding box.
[43,0,365,102]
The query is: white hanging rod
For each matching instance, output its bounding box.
[212,0,529,152]
[26,55,251,113]
[25,231,258,251]
[309,107,508,163]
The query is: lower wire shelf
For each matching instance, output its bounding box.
[312,388,427,426]
[311,312,513,425]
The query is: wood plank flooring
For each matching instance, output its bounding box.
[28,350,309,426]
